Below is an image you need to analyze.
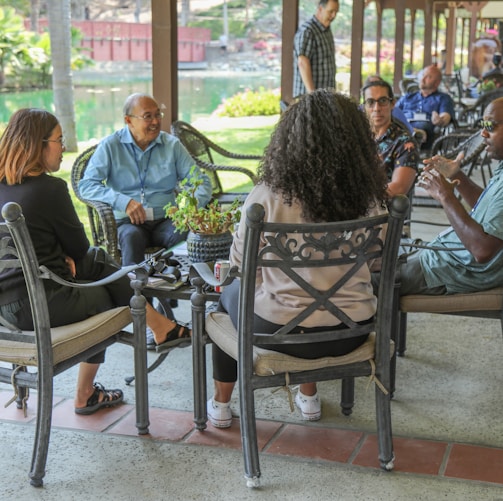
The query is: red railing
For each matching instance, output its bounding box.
[27,20,211,63]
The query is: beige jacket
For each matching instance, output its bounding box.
[230,183,387,328]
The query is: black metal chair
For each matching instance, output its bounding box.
[0,202,149,487]
[458,87,503,128]
[170,120,260,205]
[191,196,408,487]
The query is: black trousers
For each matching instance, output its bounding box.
[1,247,132,364]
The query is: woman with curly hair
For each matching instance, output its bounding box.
[207,89,388,428]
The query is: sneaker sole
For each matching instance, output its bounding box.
[207,416,232,428]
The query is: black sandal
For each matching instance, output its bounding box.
[74,382,124,415]
[155,321,191,350]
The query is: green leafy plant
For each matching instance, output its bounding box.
[165,167,241,235]
[215,87,280,117]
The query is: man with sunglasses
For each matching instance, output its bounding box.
[397,98,503,296]
[396,64,455,150]
[362,79,419,198]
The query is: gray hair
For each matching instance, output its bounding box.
[123,93,154,116]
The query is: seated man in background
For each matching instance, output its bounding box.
[396,64,455,150]
[362,79,419,198]
[364,75,414,135]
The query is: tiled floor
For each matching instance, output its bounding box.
[1,389,502,487]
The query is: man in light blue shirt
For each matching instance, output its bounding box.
[399,97,503,295]
[79,93,212,266]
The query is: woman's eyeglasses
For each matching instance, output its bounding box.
[478,119,503,132]
[43,137,66,147]
[364,97,393,108]
[128,112,165,123]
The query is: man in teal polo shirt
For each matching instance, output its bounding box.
[400,97,503,295]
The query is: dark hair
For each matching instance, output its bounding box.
[361,79,394,99]
[258,89,387,222]
[0,108,59,184]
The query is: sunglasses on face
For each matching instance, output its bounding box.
[477,119,503,132]
[364,97,393,108]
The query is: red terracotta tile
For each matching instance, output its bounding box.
[108,407,195,441]
[0,390,63,423]
[267,424,363,463]
[353,435,448,475]
[185,418,281,450]
[51,398,133,432]
[445,444,503,485]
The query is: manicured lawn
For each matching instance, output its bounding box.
[57,116,277,242]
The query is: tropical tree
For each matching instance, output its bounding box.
[47,0,77,152]
[0,8,35,86]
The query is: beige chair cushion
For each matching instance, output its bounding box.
[205,312,377,376]
[400,287,503,313]
[0,306,131,366]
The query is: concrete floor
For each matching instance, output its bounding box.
[1,170,503,499]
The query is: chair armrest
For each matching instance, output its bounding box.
[39,264,143,289]
[194,158,258,185]
[190,262,239,288]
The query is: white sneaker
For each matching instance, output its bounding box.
[207,398,232,428]
[295,391,321,421]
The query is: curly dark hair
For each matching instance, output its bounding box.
[258,89,387,222]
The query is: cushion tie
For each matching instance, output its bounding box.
[366,359,389,395]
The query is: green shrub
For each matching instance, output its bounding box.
[215,87,280,117]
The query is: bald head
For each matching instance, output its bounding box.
[481,97,503,160]
[420,65,442,96]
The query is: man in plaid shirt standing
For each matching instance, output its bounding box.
[293,0,339,98]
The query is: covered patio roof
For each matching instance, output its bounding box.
[151,0,498,129]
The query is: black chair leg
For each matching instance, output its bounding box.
[397,312,408,356]
[340,377,354,416]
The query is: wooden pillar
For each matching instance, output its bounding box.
[376,2,383,76]
[281,1,298,105]
[410,9,416,71]
[445,5,456,75]
[151,0,177,130]
[394,2,405,94]
[423,0,433,67]
[350,0,364,99]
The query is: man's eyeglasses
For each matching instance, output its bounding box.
[128,112,165,122]
[364,97,393,108]
[478,119,503,132]
[42,137,66,147]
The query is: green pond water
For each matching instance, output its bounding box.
[0,71,280,141]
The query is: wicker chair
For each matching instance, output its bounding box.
[71,144,121,263]
[170,120,260,204]
[0,202,149,486]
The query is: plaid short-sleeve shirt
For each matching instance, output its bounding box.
[293,16,336,98]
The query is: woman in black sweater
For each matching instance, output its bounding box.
[0,109,189,414]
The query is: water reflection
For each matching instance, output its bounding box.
[0,72,280,141]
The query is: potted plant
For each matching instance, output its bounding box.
[165,168,242,263]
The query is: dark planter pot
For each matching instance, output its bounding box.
[186,230,233,263]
